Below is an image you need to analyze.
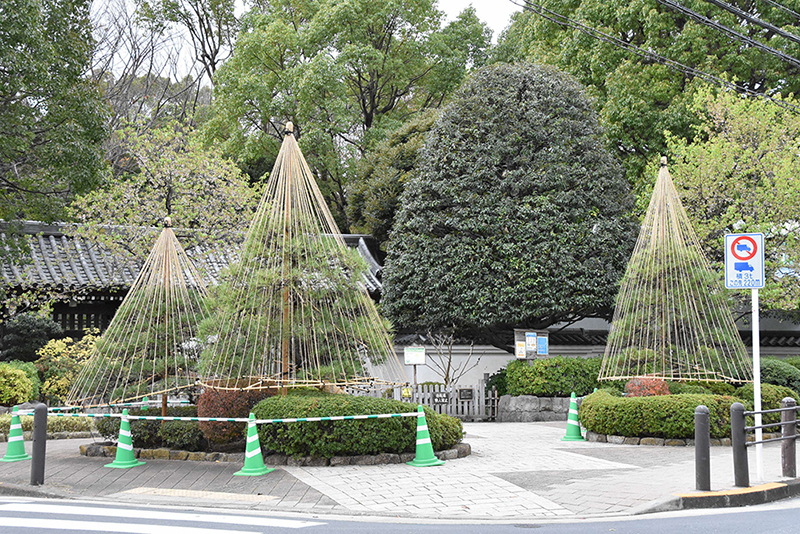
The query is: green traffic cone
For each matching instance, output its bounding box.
[407,405,444,467]
[234,413,273,476]
[105,409,145,468]
[562,392,586,442]
[1,407,31,462]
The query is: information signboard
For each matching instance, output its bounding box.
[724,233,765,289]
[404,346,426,366]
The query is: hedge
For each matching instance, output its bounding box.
[760,359,800,394]
[252,394,462,458]
[0,414,92,434]
[578,390,740,439]
[95,406,202,450]
[506,357,601,397]
[734,383,799,428]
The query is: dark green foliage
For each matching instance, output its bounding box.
[0,313,62,362]
[252,394,462,458]
[382,63,637,340]
[760,359,800,394]
[485,368,507,397]
[197,389,273,444]
[783,358,800,372]
[505,357,602,397]
[735,383,799,428]
[0,0,107,231]
[668,382,709,395]
[95,406,199,449]
[158,420,206,452]
[579,390,739,439]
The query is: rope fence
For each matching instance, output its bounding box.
[15,411,423,425]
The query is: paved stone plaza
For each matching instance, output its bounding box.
[0,421,792,520]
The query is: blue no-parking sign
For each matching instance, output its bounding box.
[724,233,764,289]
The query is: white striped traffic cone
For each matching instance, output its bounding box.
[1,407,31,462]
[105,409,145,468]
[562,392,586,441]
[234,413,273,476]
[407,405,444,467]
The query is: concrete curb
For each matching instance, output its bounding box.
[0,481,66,499]
[633,479,800,514]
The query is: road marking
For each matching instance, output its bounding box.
[0,517,261,534]
[0,504,324,529]
[121,487,278,502]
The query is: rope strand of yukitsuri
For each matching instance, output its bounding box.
[15,411,423,424]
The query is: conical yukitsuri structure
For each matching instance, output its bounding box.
[68,219,209,406]
[599,158,752,382]
[198,123,405,391]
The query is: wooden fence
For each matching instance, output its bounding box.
[345,381,499,421]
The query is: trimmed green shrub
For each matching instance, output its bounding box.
[158,420,205,451]
[35,333,96,404]
[783,357,800,372]
[624,378,670,397]
[485,368,507,396]
[0,365,33,406]
[0,414,93,434]
[0,312,62,362]
[735,383,799,428]
[6,361,40,401]
[668,382,709,395]
[95,406,199,449]
[252,394,462,458]
[506,357,601,397]
[197,388,273,444]
[760,359,800,394]
[579,389,740,439]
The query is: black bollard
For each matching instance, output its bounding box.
[695,405,711,491]
[30,403,47,486]
[731,402,749,488]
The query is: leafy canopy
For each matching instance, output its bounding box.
[382,63,637,348]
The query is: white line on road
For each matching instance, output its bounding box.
[0,504,324,529]
[1,517,261,534]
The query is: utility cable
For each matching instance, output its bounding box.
[702,0,800,46]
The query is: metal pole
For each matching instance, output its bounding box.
[30,403,47,486]
[695,405,711,491]
[782,397,796,478]
[752,287,763,482]
[731,402,749,487]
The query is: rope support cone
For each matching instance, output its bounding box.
[234,413,274,476]
[1,407,31,462]
[105,409,146,468]
[562,392,586,442]
[407,406,444,467]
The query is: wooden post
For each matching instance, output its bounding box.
[162,393,167,418]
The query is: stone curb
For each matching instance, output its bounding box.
[80,441,471,465]
[0,431,94,442]
[586,431,783,447]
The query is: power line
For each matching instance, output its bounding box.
[509,0,800,113]
[703,0,800,46]
[758,0,800,23]
[657,0,800,69]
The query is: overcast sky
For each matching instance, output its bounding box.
[437,0,523,42]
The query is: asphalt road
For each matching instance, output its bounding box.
[2,496,800,534]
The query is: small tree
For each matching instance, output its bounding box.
[0,313,63,363]
[382,62,637,350]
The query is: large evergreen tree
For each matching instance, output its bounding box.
[382,63,637,350]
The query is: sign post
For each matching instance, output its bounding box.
[404,346,426,388]
[725,233,765,481]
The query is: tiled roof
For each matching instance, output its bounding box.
[1,221,384,295]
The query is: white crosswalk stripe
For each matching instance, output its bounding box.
[0,503,325,533]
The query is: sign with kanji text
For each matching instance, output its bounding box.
[515,341,526,359]
[725,233,765,289]
[404,346,426,365]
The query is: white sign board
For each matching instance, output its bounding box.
[525,332,537,351]
[724,233,765,289]
[515,341,527,359]
[404,346,426,366]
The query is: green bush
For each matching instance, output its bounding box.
[734,383,799,428]
[485,368,507,396]
[95,406,199,449]
[668,382,709,395]
[760,359,800,394]
[0,365,33,406]
[252,394,462,458]
[0,414,92,434]
[578,389,740,439]
[506,357,601,397]
[783,357,800,372]
[158,420,205,451]
[35,332,96,404]
[6,361,40,401]
[0,312,63,362]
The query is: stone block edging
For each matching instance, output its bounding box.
[586,431,783,446]
[80,441,471,465]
